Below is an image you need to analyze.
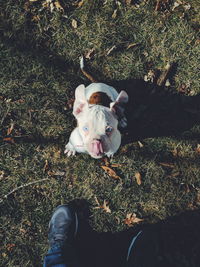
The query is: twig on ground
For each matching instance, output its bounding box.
[0,178,50,203]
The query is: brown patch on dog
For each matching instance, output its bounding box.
[88,92,112,107]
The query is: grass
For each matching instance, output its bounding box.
[0,0,200,266]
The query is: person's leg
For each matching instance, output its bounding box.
[43,204,79,267]
[126,229,163,267]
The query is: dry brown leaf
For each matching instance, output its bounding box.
[124,213,144,226]
[43,160,49,172]
[101,165,120,179]
[196,144,200,154]
[94,197,111,213]
[3,137,15,144]
[112,9,118,19]
[101,157,110,166]
[127,43,138,49]
[195,190,200,206]
[178,83,189,94]
[19,228,26,234]
[157,63,173,86]
[110,163,122,167]
[6,243,16,252]
[77,0,85,8]
[170,171,180,177]
[125,0,134,5]
[101,200,111,213]
[172,148,179,157]
[32,15,40,22]
[55,1,64,11]
[72,19,78,29]
[85,48,95,59]
[155,0,171,11]
[159,162,175,168]
[137,141,144,148]
[144,70,156,83]
[7,123,14,135]
[135,172,142,185]
[185,184,190,193]
[0,170,5,179]
[195,39,200,46]
[106,45,116,56]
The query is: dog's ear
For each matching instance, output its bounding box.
[110,90,128,112]
[73,84,88,117]
[110,91,128,128]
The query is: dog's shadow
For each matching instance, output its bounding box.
[109,79,200,144]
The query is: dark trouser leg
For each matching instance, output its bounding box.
[126,229,163,267]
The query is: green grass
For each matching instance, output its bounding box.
[0,0,200,266]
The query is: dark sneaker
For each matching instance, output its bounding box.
[48,204,78,249]
[43,204,79,267]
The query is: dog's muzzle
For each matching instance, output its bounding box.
[90,139,104,157]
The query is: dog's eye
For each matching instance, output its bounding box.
[83,126,89,132]
[106,126,113,134]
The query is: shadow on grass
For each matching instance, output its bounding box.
[72,199,200,267]
[1,29,199,146]
[109,79,200,144]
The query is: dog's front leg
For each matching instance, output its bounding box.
[64,128,85,156]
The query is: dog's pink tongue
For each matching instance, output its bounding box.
[91,140,104,155]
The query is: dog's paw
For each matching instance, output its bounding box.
[64,143,76,157]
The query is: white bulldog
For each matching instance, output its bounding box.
[64,82,128,159]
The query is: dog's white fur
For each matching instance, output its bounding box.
[64,83,128,158]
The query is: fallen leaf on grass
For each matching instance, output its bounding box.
[54,1,64,11]
[3,137,15,144]
[32,15,40,22]
[159,162,175,168]
[0,171,5,179]
[85,48,95,60]
[77,0,85,8]
[127,43,139,49]
[157,63,173,86]
[101,157,122,168]
[101,157,110,166]
[125,0,134,5]
[135,172,142,185]
[106,45,116,56]
[166,171,180,178]
[124,213,144,226]
[172,148,179,157]
[101,166,120,180]
[94,197,111,213]
[72,19,78,29]
[195,189,200,206]
[6,244,16,252]
[43,160,49,172]
[185,184,190,194]
[137,141,144,148]
[178,83,190,94]
[144,70,156,83]
[112,9,118,19]
[196,144,200,154]
[110,163,122,168]
[155,0,171,11]
[19,228,27,235]
[7,123,14,135]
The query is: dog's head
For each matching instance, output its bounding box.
[73,84,128,158]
